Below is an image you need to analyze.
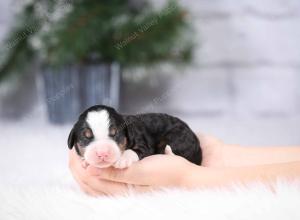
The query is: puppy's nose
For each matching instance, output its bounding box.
[96,151,109,161]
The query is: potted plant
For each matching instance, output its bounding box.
[0,0,193,124]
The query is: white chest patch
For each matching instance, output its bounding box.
[86,110,110,140]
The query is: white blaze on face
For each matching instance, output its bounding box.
[84,110,122,168]
[86,110,110,140]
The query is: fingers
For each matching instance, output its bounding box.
[87,160,149,185]
[69,149,104,196]
[87,166,102,176]
[72,162,150,196]
[87,166,138,184]
[72,168,104,196]
[91,178,153,195]
[87,155,179,186]
[128,184,154,194]
[69,149,149,196]
[75,164,151,195]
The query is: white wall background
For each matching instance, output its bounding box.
[163,0,300,117]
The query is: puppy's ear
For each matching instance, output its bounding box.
[67,127,76,149]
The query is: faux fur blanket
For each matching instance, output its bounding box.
[1,122,299,220]
[1,179,300,220]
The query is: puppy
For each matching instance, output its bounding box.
[68,105,202,169]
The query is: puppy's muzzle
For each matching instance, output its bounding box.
[84,139,121,168]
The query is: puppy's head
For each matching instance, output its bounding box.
[68,105,128,168]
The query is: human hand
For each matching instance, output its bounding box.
[87,153,197,188]
[68,149,151,196]
[69,134,300,196]
[69,148,204,196]
[68,134,226,196]
[197,134,226,167]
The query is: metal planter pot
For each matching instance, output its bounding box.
[42,62,120,124]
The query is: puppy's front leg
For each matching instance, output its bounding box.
[113,149,139,169]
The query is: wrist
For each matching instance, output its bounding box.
[222,144,246,167]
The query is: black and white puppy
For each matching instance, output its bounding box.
[68,105,202,169]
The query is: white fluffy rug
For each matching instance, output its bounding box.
[1,181,300,220]
[1,120,300,220]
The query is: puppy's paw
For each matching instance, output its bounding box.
[165,145,174,155]
[113,149,139,169]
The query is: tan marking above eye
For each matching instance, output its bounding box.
[119,137,127,151]
[83,128,93,139]
[109,127,117,136]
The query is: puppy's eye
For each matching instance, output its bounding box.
[109,127,117,137]
[83,128,93,139]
